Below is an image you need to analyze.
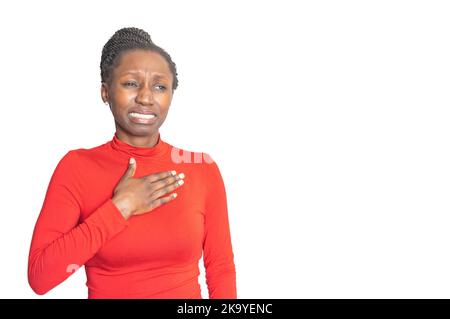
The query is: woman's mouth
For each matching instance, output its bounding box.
[128,112,157,124]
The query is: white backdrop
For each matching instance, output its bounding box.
[1,0,449,298]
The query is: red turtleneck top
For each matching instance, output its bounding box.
[27,132,237,298]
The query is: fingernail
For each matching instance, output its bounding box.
[171,170,177,176]
[129,158,135,165]
[178,173,185,179]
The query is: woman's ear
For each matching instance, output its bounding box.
[101,82,109,104]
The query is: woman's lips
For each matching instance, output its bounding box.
[128,112,158,124]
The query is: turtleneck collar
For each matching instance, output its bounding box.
[110,131,169,160]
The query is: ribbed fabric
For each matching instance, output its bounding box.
[28,132,236,299]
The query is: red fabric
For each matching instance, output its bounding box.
[28,132,236,298]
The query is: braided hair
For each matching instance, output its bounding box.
[100,27,178,91]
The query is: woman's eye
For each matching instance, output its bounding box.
[123,81,138,87]
[155,85,166,91]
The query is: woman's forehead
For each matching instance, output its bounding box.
[114,49,171,77]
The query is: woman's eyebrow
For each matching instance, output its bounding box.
[120,71,169,80]
[152,74,170,81]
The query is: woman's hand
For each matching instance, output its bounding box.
[112,158,185,220]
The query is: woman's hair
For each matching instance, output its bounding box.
[100,27,178,90]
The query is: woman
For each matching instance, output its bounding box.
[27,27,237,299]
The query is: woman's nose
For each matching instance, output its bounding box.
[136,86,154,105]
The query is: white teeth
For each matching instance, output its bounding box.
[129,112,155,120]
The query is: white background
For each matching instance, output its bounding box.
[1,0,449,298]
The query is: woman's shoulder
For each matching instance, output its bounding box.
[64,140,111,163]
[164,142,224,185]
[165,141,216,166]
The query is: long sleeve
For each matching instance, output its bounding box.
[202,157,237,298]
[27,151,130,295]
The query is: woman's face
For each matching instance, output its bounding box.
[101,49,174,140]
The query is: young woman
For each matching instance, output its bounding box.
[27,27,237,299]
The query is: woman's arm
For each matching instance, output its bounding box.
[202,157,237,298]
[27,151,130,295]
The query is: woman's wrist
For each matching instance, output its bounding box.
[112,197,133,220]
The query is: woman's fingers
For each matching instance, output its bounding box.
[148,192,178,211]
[150,176,185,201]
[144,170,177,183]
[128,170,185,216]
[150,172,185,193]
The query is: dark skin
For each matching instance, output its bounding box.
[102,49,184,220]
[101,49,173,147]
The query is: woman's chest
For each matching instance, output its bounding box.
[79,161,207,267]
